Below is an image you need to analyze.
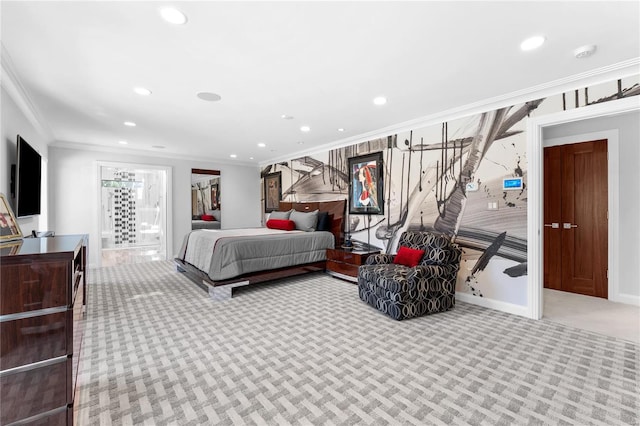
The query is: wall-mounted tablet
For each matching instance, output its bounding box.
[503,177,523,191]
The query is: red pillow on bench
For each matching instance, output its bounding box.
[201,214,215,221]
[266,219,296,231]
[393,246,425,267]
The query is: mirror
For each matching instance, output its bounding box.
[191,168,221,230]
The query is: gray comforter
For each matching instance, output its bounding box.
[178,228,335,281]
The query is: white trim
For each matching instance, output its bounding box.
[0,45,54,140]
[52,140,255,168]
[455,293,529,318]
[261,58,640,166]
[527,96,640,319]
[95,161,173,268]
[615,293,640,307]
[543,129,620,305]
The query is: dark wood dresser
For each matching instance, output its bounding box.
[326,248,380,282]
[1,235,87,426]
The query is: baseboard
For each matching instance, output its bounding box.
[609,293,640,307]
[456,292,530,318]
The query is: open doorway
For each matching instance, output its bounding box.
[527,96,640,341]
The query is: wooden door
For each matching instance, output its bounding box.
[543,139,608,298]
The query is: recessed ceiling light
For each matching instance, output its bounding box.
[118,140,128,145]
[249,157,254,160]
[300,126,310,132]
[373,96,387,106]
[574,44,597,59]
[160,7,188,25]
[124,121,136,127]
[520,35,546,51]
[133,87,152,96]
[337,128,345,132]
[281,114,294,120]
[257,143,266,148]
[230,154,237,158]
[197,92,222,102]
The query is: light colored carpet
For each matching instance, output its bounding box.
[77,261,638,425]
[543,289,640,344]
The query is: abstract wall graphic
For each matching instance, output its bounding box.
[261,77,639,306]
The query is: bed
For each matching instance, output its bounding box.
[175,200,345,300]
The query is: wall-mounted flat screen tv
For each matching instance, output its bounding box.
[16,135,42,217]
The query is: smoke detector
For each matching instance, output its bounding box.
[574,44,597,59]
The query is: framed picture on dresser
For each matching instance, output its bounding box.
[0,193,22,241]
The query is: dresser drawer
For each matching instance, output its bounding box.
[0,357,69,425]
[1,261,70,315]
[1,311,67,370]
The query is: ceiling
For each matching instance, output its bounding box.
[2,1,639,166]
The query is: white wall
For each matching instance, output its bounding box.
[1,85,51,234]
[543,111,640,299]
[48,145,261,267]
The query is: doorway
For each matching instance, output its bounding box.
[543,139,608,298]
[99,163,171,267]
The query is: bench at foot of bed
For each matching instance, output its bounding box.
[175,258,325,301]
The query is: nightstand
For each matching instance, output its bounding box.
[326,248,380,282]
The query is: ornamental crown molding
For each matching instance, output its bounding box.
[1,44,54,141]
[261,57,640,166]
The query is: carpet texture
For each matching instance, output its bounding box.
[77,261,638,425]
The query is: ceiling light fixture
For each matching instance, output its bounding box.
[230,154,237,158]
[257,143,266,148]
[337,128,345,132]
[197,92,222,102]
[118,140,128,145]
[574,44,597,59]
[123,121,136,127]
[249,157,254,160]
[373,96,387,106]
[281,114,294,120]
[133,87,152,96]
[160,7,188,25]
[520,35,546,51]
[298,141,305,145]
[300,126,310,132]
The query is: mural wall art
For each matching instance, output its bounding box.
[261,76,639,306]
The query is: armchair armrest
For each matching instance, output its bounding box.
[407,263,460,283]
[365,253,395,265]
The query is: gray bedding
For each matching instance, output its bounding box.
[178,228,335,281]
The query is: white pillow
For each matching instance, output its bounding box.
[269,209,293,220]
[290,209,319,232]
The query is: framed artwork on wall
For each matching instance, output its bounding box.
[264,172,282,212]
[348,152,384,215]
[0,193,23,241]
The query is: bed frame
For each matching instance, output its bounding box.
[175,199,345,300]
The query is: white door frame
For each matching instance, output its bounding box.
[96,161,173,268]
[526,96,640,319]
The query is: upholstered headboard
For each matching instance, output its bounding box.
[278,200,346,245]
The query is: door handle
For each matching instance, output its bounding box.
[544,223,560,229]
[563,223,578,229]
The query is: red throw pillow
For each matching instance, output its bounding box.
[266,219,296,231]
[393,246,425,267]
[201,214,215,221]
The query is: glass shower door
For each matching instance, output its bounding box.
[100,164,167,266]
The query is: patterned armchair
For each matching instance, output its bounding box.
[358,231,462,320]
